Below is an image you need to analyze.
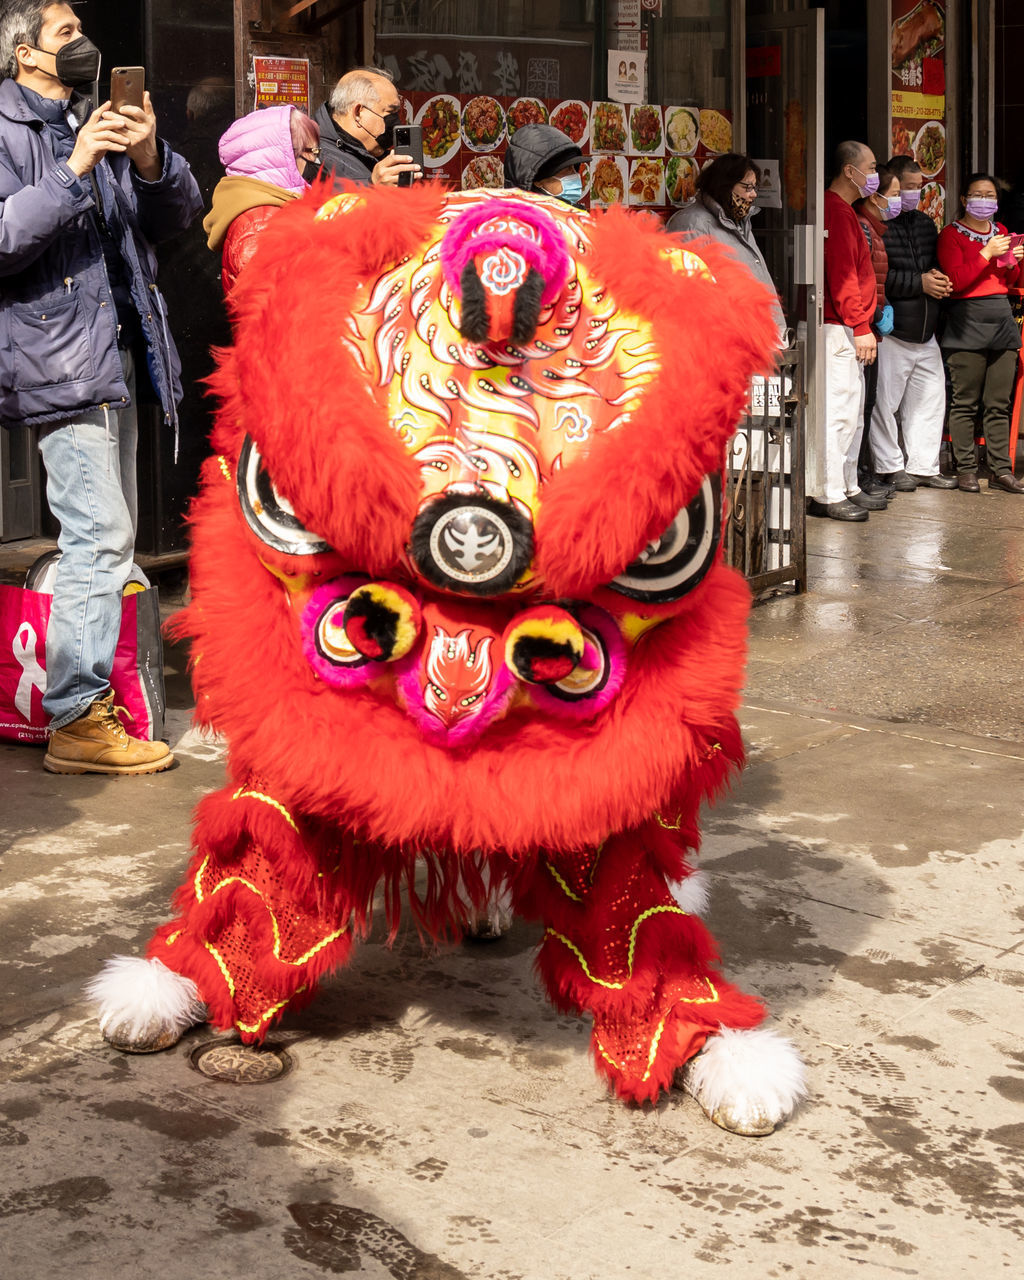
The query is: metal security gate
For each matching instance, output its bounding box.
[725,344,806,597]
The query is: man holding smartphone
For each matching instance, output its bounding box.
[0,1,202,773]
[310,66,420,188]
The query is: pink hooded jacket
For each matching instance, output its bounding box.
[218,104,307,192]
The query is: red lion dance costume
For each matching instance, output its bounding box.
[90,186,805,1134]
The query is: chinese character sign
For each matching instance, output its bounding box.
[253,57,311,113]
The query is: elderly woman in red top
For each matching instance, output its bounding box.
[937,172,1024,493]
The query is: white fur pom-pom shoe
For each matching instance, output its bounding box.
[678,1025,808,1136]
[85,956,207,1053]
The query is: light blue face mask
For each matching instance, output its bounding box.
[557,174,584,206]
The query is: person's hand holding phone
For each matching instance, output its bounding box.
[372,151,421,187]
[115,92,160,181]
[66,101,128,178]
[982,233,1012,261]
[1010,233,1024,262]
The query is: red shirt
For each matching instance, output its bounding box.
[823,189,877,335]
[937,220,1023,299]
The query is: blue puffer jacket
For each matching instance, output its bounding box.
[0,78,203,429]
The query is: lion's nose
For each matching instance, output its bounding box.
[409,493,534,596]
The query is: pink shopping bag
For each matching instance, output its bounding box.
[0,583,166,744]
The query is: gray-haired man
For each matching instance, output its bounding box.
[310,66,419,187]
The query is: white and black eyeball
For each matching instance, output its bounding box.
[608,473,720,603]
[236,435,330,556]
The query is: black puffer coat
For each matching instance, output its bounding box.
[307,102,376,186]
[883,209,941,343]
[503,124,582,190]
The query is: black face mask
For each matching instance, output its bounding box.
[29,35,101,89]
[360,103,400,152]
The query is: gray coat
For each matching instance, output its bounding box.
[0,77,202,429]
[667,193,786,343]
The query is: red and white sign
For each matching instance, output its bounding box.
[640,0,663,14]
[252,56,311,113]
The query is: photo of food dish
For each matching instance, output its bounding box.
[550,100,590,146]
[700,109,732,154]
[891,0,945,72]
[920,180,944,228]
[892,119,913,157]
[462,95,505,151]
[629,157,665,206]
[400,97,413,125]
[591,101,627,153]
[665,106,699,156]
[665,155,698,205]
[629,104,663,155]
[506,97,548,135]
[913,120,945,178]
[415,95,461,165]
[462,155,505,190]
[590,155,627,205]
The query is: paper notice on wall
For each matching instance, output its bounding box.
[752,158,782,209]
[608,50,646,105]
[253,57,310,112]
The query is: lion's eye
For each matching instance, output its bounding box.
[608,474,720,603]
[236,435,330,555]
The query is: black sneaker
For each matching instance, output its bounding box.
[807,498,869,522]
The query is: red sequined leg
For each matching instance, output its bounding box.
[148,778,356,1043]
[521,820,765,1104]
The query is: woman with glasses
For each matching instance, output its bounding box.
[667,152,786,345]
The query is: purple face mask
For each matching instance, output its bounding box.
[853,165,880,197]
[900,189,922,213]
[965,197,999,221]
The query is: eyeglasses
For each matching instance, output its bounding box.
[735,182,758,194]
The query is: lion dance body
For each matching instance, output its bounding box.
[91,186,805,1132]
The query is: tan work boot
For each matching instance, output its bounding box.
[44,691,174,776]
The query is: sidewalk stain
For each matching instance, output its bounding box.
[285,1202,469,1278]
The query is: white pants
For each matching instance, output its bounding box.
[818,324,866,504]
[870,335,947,476]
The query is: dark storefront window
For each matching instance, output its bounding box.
[649,1,733,110]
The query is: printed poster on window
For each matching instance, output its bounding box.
[253,57,311,113]
[608,50,647,105]
[890,1,946,227]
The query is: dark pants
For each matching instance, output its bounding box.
[945,347,1017,476]
[858,358,879,475]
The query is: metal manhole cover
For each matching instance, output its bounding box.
[189,1040,293,1084]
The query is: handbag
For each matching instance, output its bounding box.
[0,578,166,744]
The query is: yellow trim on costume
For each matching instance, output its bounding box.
[546,862,584,903]
[218,455,232,482]
[236,994,293,1035]
[257,557,316,594]
[656,813,682,831]
[592,996,706,1084]
[204,941,235,996]
[166,930,182,945]
[546,905,717,991]
[231,786,299,831]
[194,854,347,966]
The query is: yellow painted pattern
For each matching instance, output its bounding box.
[217,455,232,482]
[192,854,347,967]
[546,862,584,903]
[546,905,721,997]
[231,786,298,832]
[204,941,235,996]
[593,1001,681,1084]
[236,993,298,1036]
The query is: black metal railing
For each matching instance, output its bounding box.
[725,344,807,597]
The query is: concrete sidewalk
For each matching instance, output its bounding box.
[2,485,1022,1278]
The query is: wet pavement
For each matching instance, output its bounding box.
[2,484,1023,1278]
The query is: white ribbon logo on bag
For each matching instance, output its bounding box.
[13,622,46,721]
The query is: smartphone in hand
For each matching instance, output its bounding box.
[392,124,423,187]
[1010,233,1024,250]
[110,67,145,113]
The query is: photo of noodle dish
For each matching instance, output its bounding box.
[414,95,461,164]
[630,104,663,155]
[550,100,590,146]
[591,101,627,153]
[699,108,732,154]
[665,156,698,205]
[628,157,665,206]
[913,120,945,178]
[590,155,627,205]
[507,97,548,135]
[462,95,505,151]
[461,155,504,190]
[665,106,699,155]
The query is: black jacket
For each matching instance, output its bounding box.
[883,209,941,343]
[308,102,376,186]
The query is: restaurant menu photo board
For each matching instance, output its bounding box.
[404,91,732,218]
[890,0,946,228]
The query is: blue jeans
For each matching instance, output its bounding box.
[38,349,138,730]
